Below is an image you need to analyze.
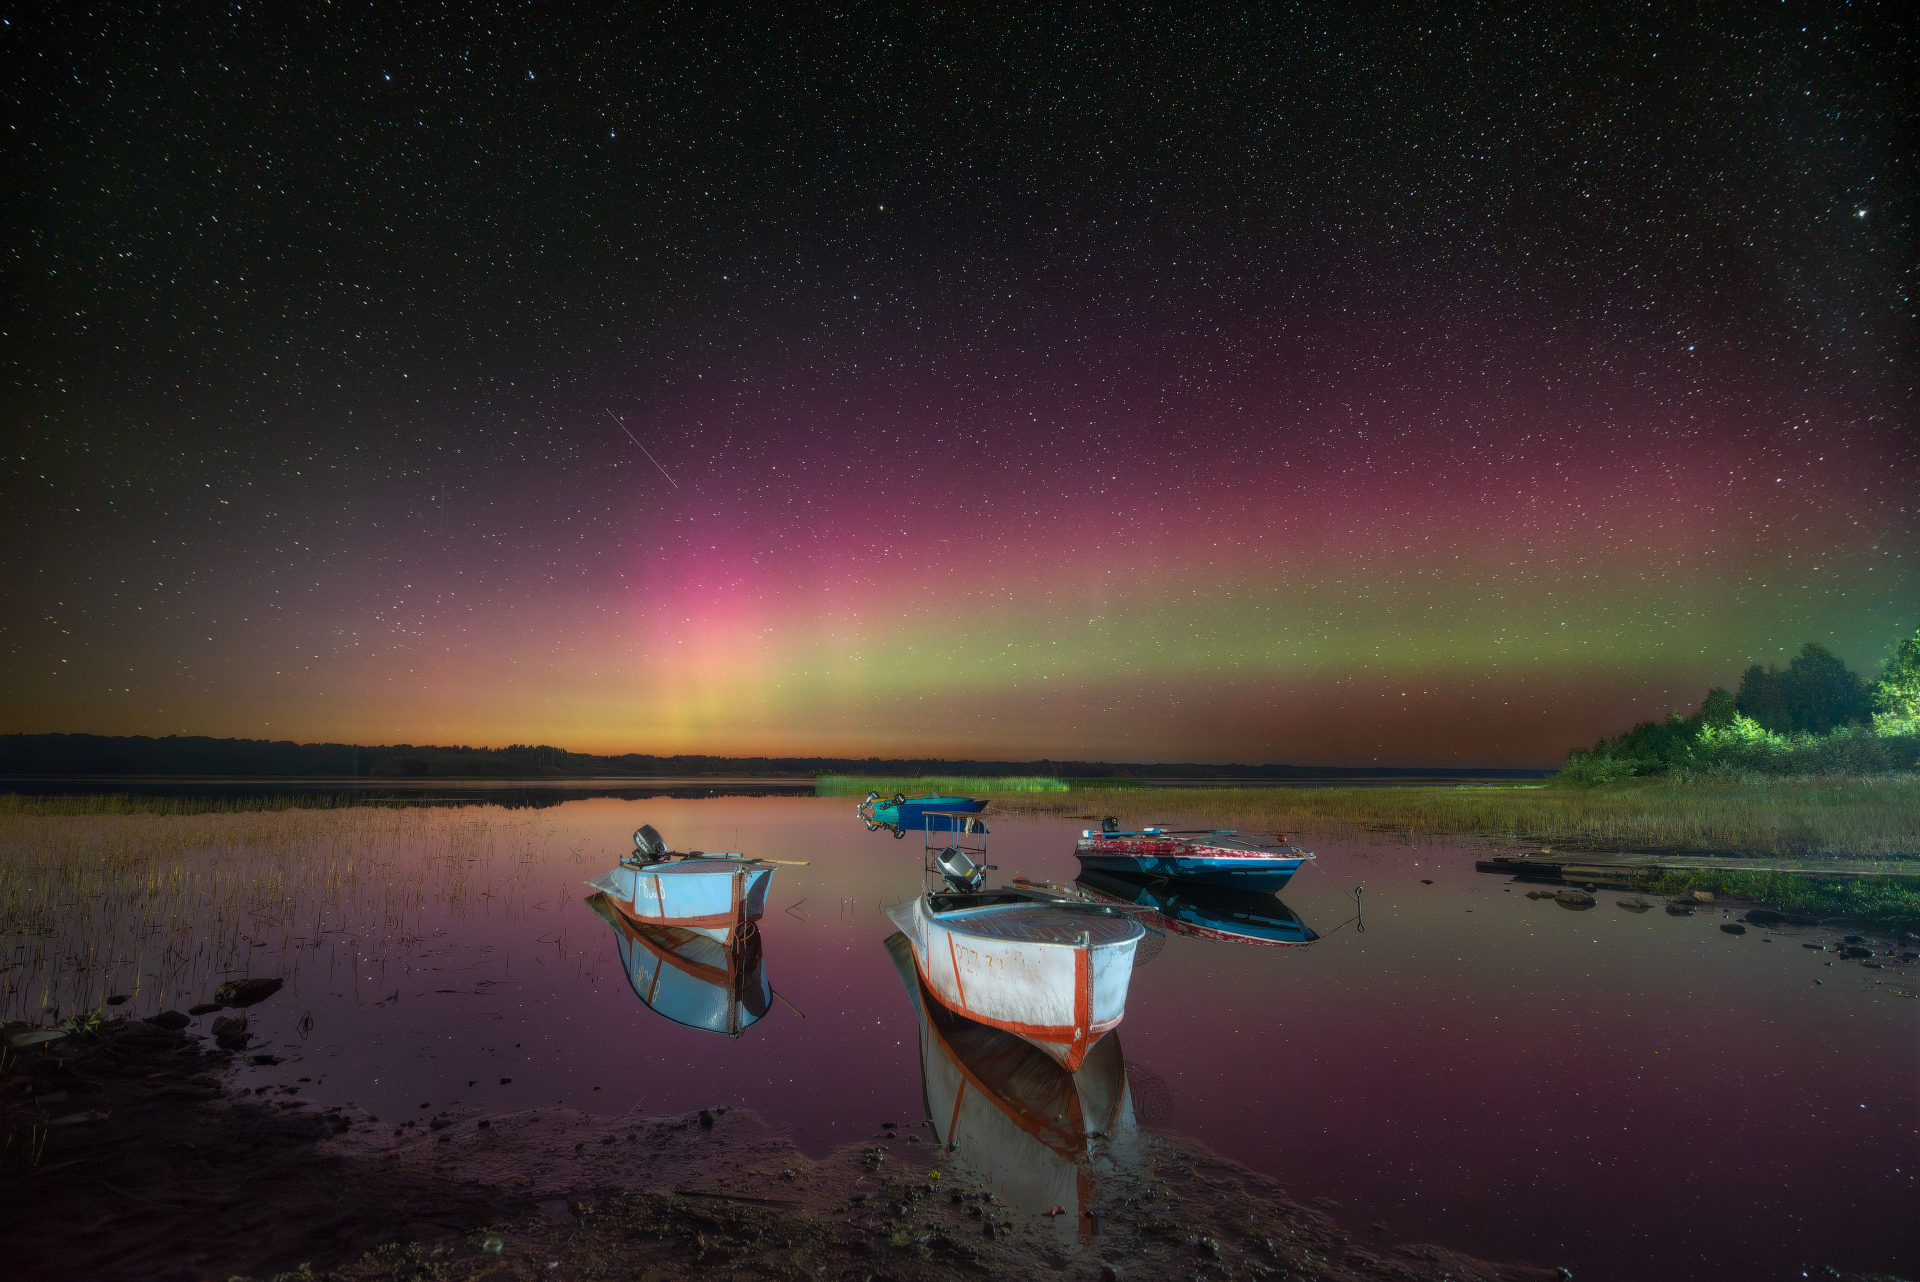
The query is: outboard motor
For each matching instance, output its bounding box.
[1101,816,1119,834]
[934,844,994,893]
[633,824,667,860]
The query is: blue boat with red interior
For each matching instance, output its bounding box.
[1073,818,1314,891]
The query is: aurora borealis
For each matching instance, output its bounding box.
[5,7,1913,767]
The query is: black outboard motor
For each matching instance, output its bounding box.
[1101,816,1119,834]
[633,824,667,860]
[934,844,995,892]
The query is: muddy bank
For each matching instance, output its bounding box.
[1,1015,1573,1282]
[0,1016,527,1281]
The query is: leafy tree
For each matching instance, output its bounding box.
[1735,664,1790,732]
[1736,646,1869,734]
[1699,686,1736,728]
[1868,627,1920,728]
[1781,642,1870,733]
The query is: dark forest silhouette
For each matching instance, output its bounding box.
[0,734,1542,781]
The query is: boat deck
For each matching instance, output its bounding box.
[940,904,1141,945]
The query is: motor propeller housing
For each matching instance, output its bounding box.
[934,844,995,892]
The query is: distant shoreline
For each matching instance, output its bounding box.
[0,731,1556,781]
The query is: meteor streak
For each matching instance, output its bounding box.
[606,409,680,489]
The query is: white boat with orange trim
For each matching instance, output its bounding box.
[885,813,1142,1072]
[584,824,777,943]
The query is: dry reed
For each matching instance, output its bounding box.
[0,807,562,1024]
[985,776,1920,858]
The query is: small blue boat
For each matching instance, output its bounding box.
[1072,868,1318,946]
[1073,820,1314,891]
[857,790,989,836]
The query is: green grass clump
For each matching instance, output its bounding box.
[814,775,1069,795]
[1642,869,1920,930]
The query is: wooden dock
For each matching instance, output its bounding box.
[1474,852,1919,891]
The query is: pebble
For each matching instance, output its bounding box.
[214,978,285,1007]
[1720,924,1747,935]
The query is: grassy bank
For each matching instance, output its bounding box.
[1639,868,1920,929]
[815,774,1071,795]
[977,775,1920,860]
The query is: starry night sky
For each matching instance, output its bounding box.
[6,6,1913,767]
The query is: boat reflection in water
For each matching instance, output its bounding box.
[885,931,1149,1242]
[587,893,772,1038]
[1072,869,1319,947]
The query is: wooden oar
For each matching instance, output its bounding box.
[675,852,811,865]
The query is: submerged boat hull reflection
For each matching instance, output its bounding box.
[587,893,771,1037]
[1073,869,1319,946]
[886,932,1142,1236]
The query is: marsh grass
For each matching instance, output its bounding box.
[982,775,1920,859]
[0,792,398,817]
[815,775,1070,795]
[0,807,560,1024]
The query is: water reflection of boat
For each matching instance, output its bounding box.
[886,814,1143,1072]
[1074,818,1314,891]
[584,825,776,943]
[587,893,771,1037]
[885,931,1142,1237]
[1073,868,1318,946]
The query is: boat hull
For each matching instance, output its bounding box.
[585,859,774,942]
[1072,852,1303,891]
[1073,836,1307,890]
[867,795,989,829]
[883,895,1140,1072]
[1073,868,1318,945]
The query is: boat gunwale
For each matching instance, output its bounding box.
[923,899,1145,946]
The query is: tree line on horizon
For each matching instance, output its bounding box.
[0,734,1540,781]
[1564,627,1920,782]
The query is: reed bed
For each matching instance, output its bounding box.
[983,775,1920,859]
[0,792,386,817]
[815,775,1070,795]
[0,806,559,1025]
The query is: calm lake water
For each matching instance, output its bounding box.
[37,792,1917,1279]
